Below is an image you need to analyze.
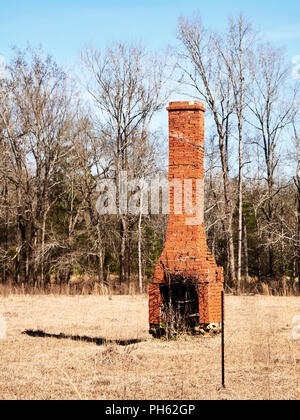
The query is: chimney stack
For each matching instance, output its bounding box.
[149,101,224,337]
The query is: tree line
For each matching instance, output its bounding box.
[0,15,299,293]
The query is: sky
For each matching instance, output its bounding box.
[1,0,300,67]
[0,0,299,145]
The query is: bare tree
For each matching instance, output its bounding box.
[215,15,254,290]
[177,16,237,284]
[0,46,75,285]
[247,43,298,278]
[81,42,170,289]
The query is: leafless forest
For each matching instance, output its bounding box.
[0,15,299,294]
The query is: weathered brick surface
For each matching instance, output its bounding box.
[149,101,224,329]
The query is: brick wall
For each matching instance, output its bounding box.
[149,101,224,333]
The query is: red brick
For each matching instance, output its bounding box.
[149,102,224,330]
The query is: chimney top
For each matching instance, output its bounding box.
[167,101,206,112]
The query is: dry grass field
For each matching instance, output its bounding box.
[0,293,299,400]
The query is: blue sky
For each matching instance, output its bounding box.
[0,1,299,170]
[1,0,300,67]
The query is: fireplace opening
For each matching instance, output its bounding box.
[159,282,199,338]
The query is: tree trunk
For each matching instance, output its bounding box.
[97,224,104,285]
[119,217,127,286]
[297,188,300,293]
[138,210,143,294]
[126,237,131,293]
[3,180,8,283]
[237,133,243,292]
[267,174,274,279]
[220,136,236,284]
[236,26,245,294]
[243,213,249,289]
[41,215,46,287]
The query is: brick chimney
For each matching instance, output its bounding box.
[149,101,224,337]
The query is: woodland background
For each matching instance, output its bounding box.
[0,15,299,294]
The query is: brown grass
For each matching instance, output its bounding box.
[0,294,299,400]
[0,276,146,297]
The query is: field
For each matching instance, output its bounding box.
[0,293,299,400]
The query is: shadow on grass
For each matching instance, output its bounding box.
[22,330,144,347]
